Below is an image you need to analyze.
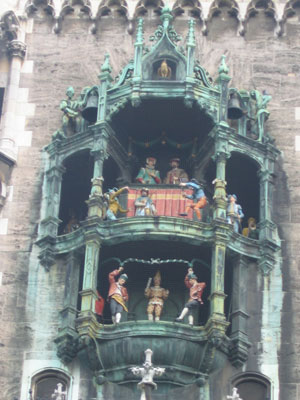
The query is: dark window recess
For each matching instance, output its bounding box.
[31,371,69,400]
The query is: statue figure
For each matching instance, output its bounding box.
[163,158,188,185]
[226,194,244,233]
[136,157,161,185]
[179,179,207,220]
[145,271,169,321]
[63,211,79,234]
[135,188,157,216]
[106,186,129,220]
[60,86,81,136]
[175,268,206,326]
[242,217,259,239]
[108,266,129,324]
[250,89,272,142]
[158,59,172,79]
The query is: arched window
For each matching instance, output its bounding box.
[232,372,271,400]
[30,370,70,400]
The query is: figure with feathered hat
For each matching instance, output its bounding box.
[136,157,161,185]
[105,186,129,220]
[175,268,206,326]
[145,270,169,321]
[226,194,244,233]
[164,158,188,185]
[134,188,157,216]
[108,266,129,324]
[179,178,207,220]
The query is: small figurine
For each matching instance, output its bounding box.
[63,212,80,234]
[175,268,206,326]
[226,194,244,233]
[250,89,272,142]
[106,186,129,220]
[135,188,157,216]
[158,59,172,79]
[163,158,188,185]
[145,271,169,321]
[242,217,259,239]
[136,157,161,185]
[108,266,129,324]
[179,179,207,220]
[60,86,81,136]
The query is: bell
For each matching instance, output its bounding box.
[227,93,244,120]
[82,95,98,124]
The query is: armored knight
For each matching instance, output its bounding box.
[60,86,81,135]
[145,271,169,321]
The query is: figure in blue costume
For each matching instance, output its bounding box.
[136,157,161,185]
[226,194,244,233]
[179,179,207,220]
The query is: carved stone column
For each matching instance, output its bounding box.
[216,55,231,124]
[0,40,27,161]
[229,255,251,367]
[39,164,65,238]
[55,251,81,363]
[77,234,101,336]
[206,228,229,336]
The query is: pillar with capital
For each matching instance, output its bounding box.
[0,39,27,161]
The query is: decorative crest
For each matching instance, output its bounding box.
[130,349,165,399]
[149,6,182,44]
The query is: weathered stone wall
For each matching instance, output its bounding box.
[0,2,300,399]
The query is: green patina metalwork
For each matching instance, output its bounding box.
[36,6,281,395]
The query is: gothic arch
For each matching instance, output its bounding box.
[133,0,165,18]
[97,0,129,18]
[231,371,272,400]
[172,0,202,18]
[30,368,71,400]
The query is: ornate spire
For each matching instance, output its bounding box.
[160,5,173,32]
[186,18,196,48]
[135,17,144,46]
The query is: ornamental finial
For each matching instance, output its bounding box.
[160,5,173,31]
[227,387,243,400]
[135,18,144,45]
[187,19,196,47]
[218,55,229,75]
[130,349,165,399]
[101,53,112,73]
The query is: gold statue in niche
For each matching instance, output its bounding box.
[158,59,172,79]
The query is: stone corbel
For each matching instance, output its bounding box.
[7,39,27,59]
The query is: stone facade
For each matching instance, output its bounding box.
[0,1,300,400]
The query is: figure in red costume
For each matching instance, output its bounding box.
[175,268,206,326]
[108,266,129,324]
